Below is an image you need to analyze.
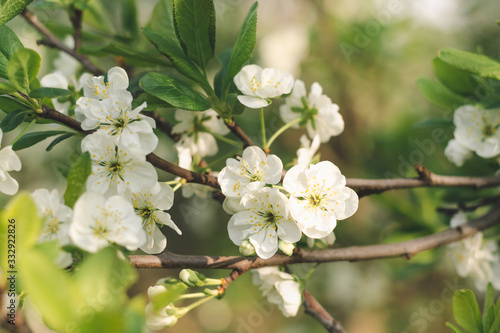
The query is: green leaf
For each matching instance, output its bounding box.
[132,92,173,111]
[439,48,500,80]
[224,2,258,90]
[143,27,208,85]
[453,289,483,333]
[7,48,41,92]
[146,0,176,41]
[122,0,138,39]
[30,87,72,98]
[0,95,31,114]
[445,322,465,333]
[433,57,478,96]
[0,0,34,26]
[12,130,72,151]
[172,0,215,68]
[78,43,170,67]
[0,81,16,94]
[484,283,495,320]
[0,108,26,132]
[18,243,81,331]
[75,247,137,307]
[63,151,91,208]
[484,306,495,333]
[46,133,75,151]
[140,72,210,111]
[417,78,468,110]
[0,25,24,79]
[214,48,232,99]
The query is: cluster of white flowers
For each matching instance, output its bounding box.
[251,267,302,317]
[445,105,500,166]
[448,211,500,291]
[219,145,358,259]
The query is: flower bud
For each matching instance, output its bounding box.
[239,239,256,256]
[278,240,295,256]
[179,269,206,287]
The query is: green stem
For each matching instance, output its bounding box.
[178,293,207,300]
[165,180,181,186]
[9,118,36,146]
[172,181,183,192]
[208,131,241,147]
[265,117,302,149]
[200,147,242,173]
[260,107,266,148]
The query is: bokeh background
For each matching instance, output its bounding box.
[3,0,500,332]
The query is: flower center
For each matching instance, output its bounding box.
[483,124,496,137]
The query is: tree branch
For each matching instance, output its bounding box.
[21,9,101,75]
[303,290,346,333]
[225,118,256,148]
[69,6,83,51]
[129,199,500,269]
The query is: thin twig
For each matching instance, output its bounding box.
[129,200,500,269]
[303,290,346,333]
[21,9,101,75]
[225,118,256,148]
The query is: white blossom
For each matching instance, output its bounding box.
[176,146,212,199]
[444,139,473,167]
[0,129,21,195]
[227,187,301,259]
[31,188,73,267]
[145,302,178,330]
[172,109,229,157]
[131,183,181,254]
[77,90,158,154]
[82,132,157,196]
[454,105,500,158]
[280,80,344,143]
[218,146,283,200]
[252,267,301,317]
[82,66,129,101]
[234,65,294,109]
[69,192,146,253]
[283,161,358,238]
[297,134,321,167]
[448,211,499,291]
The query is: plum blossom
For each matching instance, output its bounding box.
[453,105,500,158]
[297,134,321,167]
[31,188,73,267]
[130,183,181,254]
[280,80,344,143]
[252,267,301,317]
[69,192,146,253]
[145,302,178,330]
[0,129,21,195]
[77,90,158,154]
[283,161,358,238]
[172,109,229,157]
[82,66,129,101]
[448,211,499,291]
[218,146,283,200]
[82,132,157,197]
[444,139,473,167]
[234,64,294,108]
[227,187,301,259]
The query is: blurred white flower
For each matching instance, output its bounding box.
[53,36,81,78]
[252,267,301,317]
[444,139,473,167]
[70,192,146,252]
[283,161,358,238]
[227,187,301,259]
[280,80,344,143]
[131,183,181,254]
[453,105,500,158]
[145,302,178,330]
[172,109,229,157]
[77,90,158,154]
[218,146,283,200]
[40,72,91,115]
[297,134,321,167]
[234,65,294,109]
[82,132,157,196]
[0,129,21,196]
[176,146,212,199]
[31,188,73,267]
[448,211,499,291]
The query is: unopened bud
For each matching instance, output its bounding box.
[239,239,256,256]
[179,269,206,287]
[279,240,295,256]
